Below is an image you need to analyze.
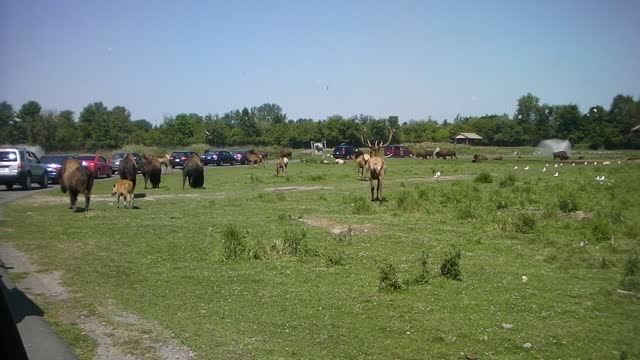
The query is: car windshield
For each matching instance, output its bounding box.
[77,155,96,160]
[0,151,18,161]
[112,153,125,160]
[41,155,72,164]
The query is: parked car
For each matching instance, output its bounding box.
[40,154,76,184]
[76,154,112,178]
[111,152,144,174]
[202,150,235,166]
[0,147,49,190]
[231,150,251,165]
[169,151,198,168]
[384,145,414,158]
[333,145,362,159]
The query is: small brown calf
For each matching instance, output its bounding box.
[276,157,288,177]
[112,179,135,208]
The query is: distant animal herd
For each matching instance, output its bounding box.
[56,139,578,212]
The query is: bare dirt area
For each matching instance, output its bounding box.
[0,244,195,360]
[264,186,335,192]
[399,174,472,182]
[295,216,376,236]
[15,193,225,206]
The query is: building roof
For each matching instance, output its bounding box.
[453,132,483,139]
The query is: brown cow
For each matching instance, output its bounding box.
[182,154,204,189]
[118,153,137,190]
[493,155,503,160]
[112,179,134,208]
[58,159,94,212]
[416,149,434,159]
[553,151,569,161]
[435,148,457,160]
[141,155,162,189]
[276,157,289,177]
[472,154,488,163]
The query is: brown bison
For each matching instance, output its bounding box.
[416,149,434,159]
[182,154,204,189]
[112,179,134,208]
[141,155,162,189]
[435,148,457,160]
[58,159,94,212]
[118,153,137,190]
[553,151,569,161]
[472,154,488,163]
[493,155,503,160]
[280,149,293,159]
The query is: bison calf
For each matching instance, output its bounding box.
[112,179,135,208]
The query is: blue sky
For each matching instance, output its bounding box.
[1,0,638,124]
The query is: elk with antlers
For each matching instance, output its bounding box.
[361,127,395,201]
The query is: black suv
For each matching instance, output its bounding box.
[332,145,362,159]
[201,150,235,166]
[169,151,198,168]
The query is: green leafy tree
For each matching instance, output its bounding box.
[0,101,16,144]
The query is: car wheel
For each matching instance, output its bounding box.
[5,184,13,190]
[22,174,32,190]
[40,171,48,188]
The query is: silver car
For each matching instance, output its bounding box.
[0,147,48,190]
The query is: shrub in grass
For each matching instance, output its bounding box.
[621,253,640,291]
[514,213,537,234]
[558,195,578,213]
[222,224,246,261]
[275,193,286,201]
[440,246,462,281]
[283,228,310,256]
[496,200,509,210]
[395,190,423,212]
[455,204,478,221]
[499,173,517,187]
[378,263,402,291]
[326,251,347,266]
[591,219,612,243]
[352,196,373,215]
[414,252,431,285]
[474,172,493,184]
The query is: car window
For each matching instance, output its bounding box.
[77,155,95,160]
[0,151,18,161]
[99,156,107,162]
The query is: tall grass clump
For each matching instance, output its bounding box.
[621,253,640,291]
[269,228,313,257]
[558,195,579,213]
[221,224,246,261]
[499,173,517,187]
[351,195,373,215]
[395,190,423,213]
[474,172,493,184]
[440,246,462,281]
[413,252,431,285]
[378,263,402,291]
[591,218,612,243]
[514,213,537,234]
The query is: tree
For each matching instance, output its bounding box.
[514,93,541,145]
[0,101,16,144]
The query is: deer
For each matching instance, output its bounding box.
[354,152,370,180]
[276,157,288,177]
[361,127,395,201]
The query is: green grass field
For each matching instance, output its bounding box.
[2,154,639,359]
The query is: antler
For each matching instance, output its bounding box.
[361,129,373,148]
[381,127,395,148]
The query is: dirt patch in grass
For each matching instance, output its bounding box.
[0,243,194,360]
[561,211,594,220]
[16,193,225,206]
[296,216,376,235]
[265,186,334,192]
[399,174,472,182]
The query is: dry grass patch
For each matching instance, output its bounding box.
[264,186,334,192]
[296,216,376,235]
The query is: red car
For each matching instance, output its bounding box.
[76,154,112,178]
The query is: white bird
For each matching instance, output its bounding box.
[595,176,601,181]
[542,167,546,172]
[572,163,575,166]
[554,172,559,177]
[618,161,621,164]
[522,276,528,283]
[594,162,597,165]
[204,130,210,136]
[554,164,558,168]
[434,171,441,178]
[546,164,549,167]
[584,161,588,165]
[524,166,529,170]
[513,166,518,170]
[560,163,563,166]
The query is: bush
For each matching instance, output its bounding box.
[378,263,402,291]
[558,195,578,213]
[414,252,431,285]
[474,172,493,184]
[221,224,246,261]
[591,219,612,243]
[514,213,537,234]
[499,173,517,187]
[440,246,462,281]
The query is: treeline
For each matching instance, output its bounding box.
[1,93,639,152]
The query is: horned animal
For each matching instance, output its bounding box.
[58,159,94,212]
[435,148,457,160]
[280,149,293,159]
[361,127,395,201]
[112,179,134,208]
[142,155,162,189]
[276,157,289,177]
[182,153,204,189]
[118,153,137,190]
[355,153,370,179]
[247,152,265,168]
[416,149,434,159]
[553,151,569,161]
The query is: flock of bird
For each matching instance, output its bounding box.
[510,159,622,180]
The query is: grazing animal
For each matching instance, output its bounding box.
[355,153,371,179]
[58,159,94,212]
[247,153,265,168]
[472,154,488,163]
[112,179,134,208]
[280,149,293,159]
[141,155,162,189]
[415,149,434,159]
[118,153,137,190]
[361,127,395,201]
[253,150,268,164]
[435,148,457,160]
[182,153,204,189]
[493,155,503,160]
[276,157,289,177]
[156,154,171,173]
[553,151,569,161]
